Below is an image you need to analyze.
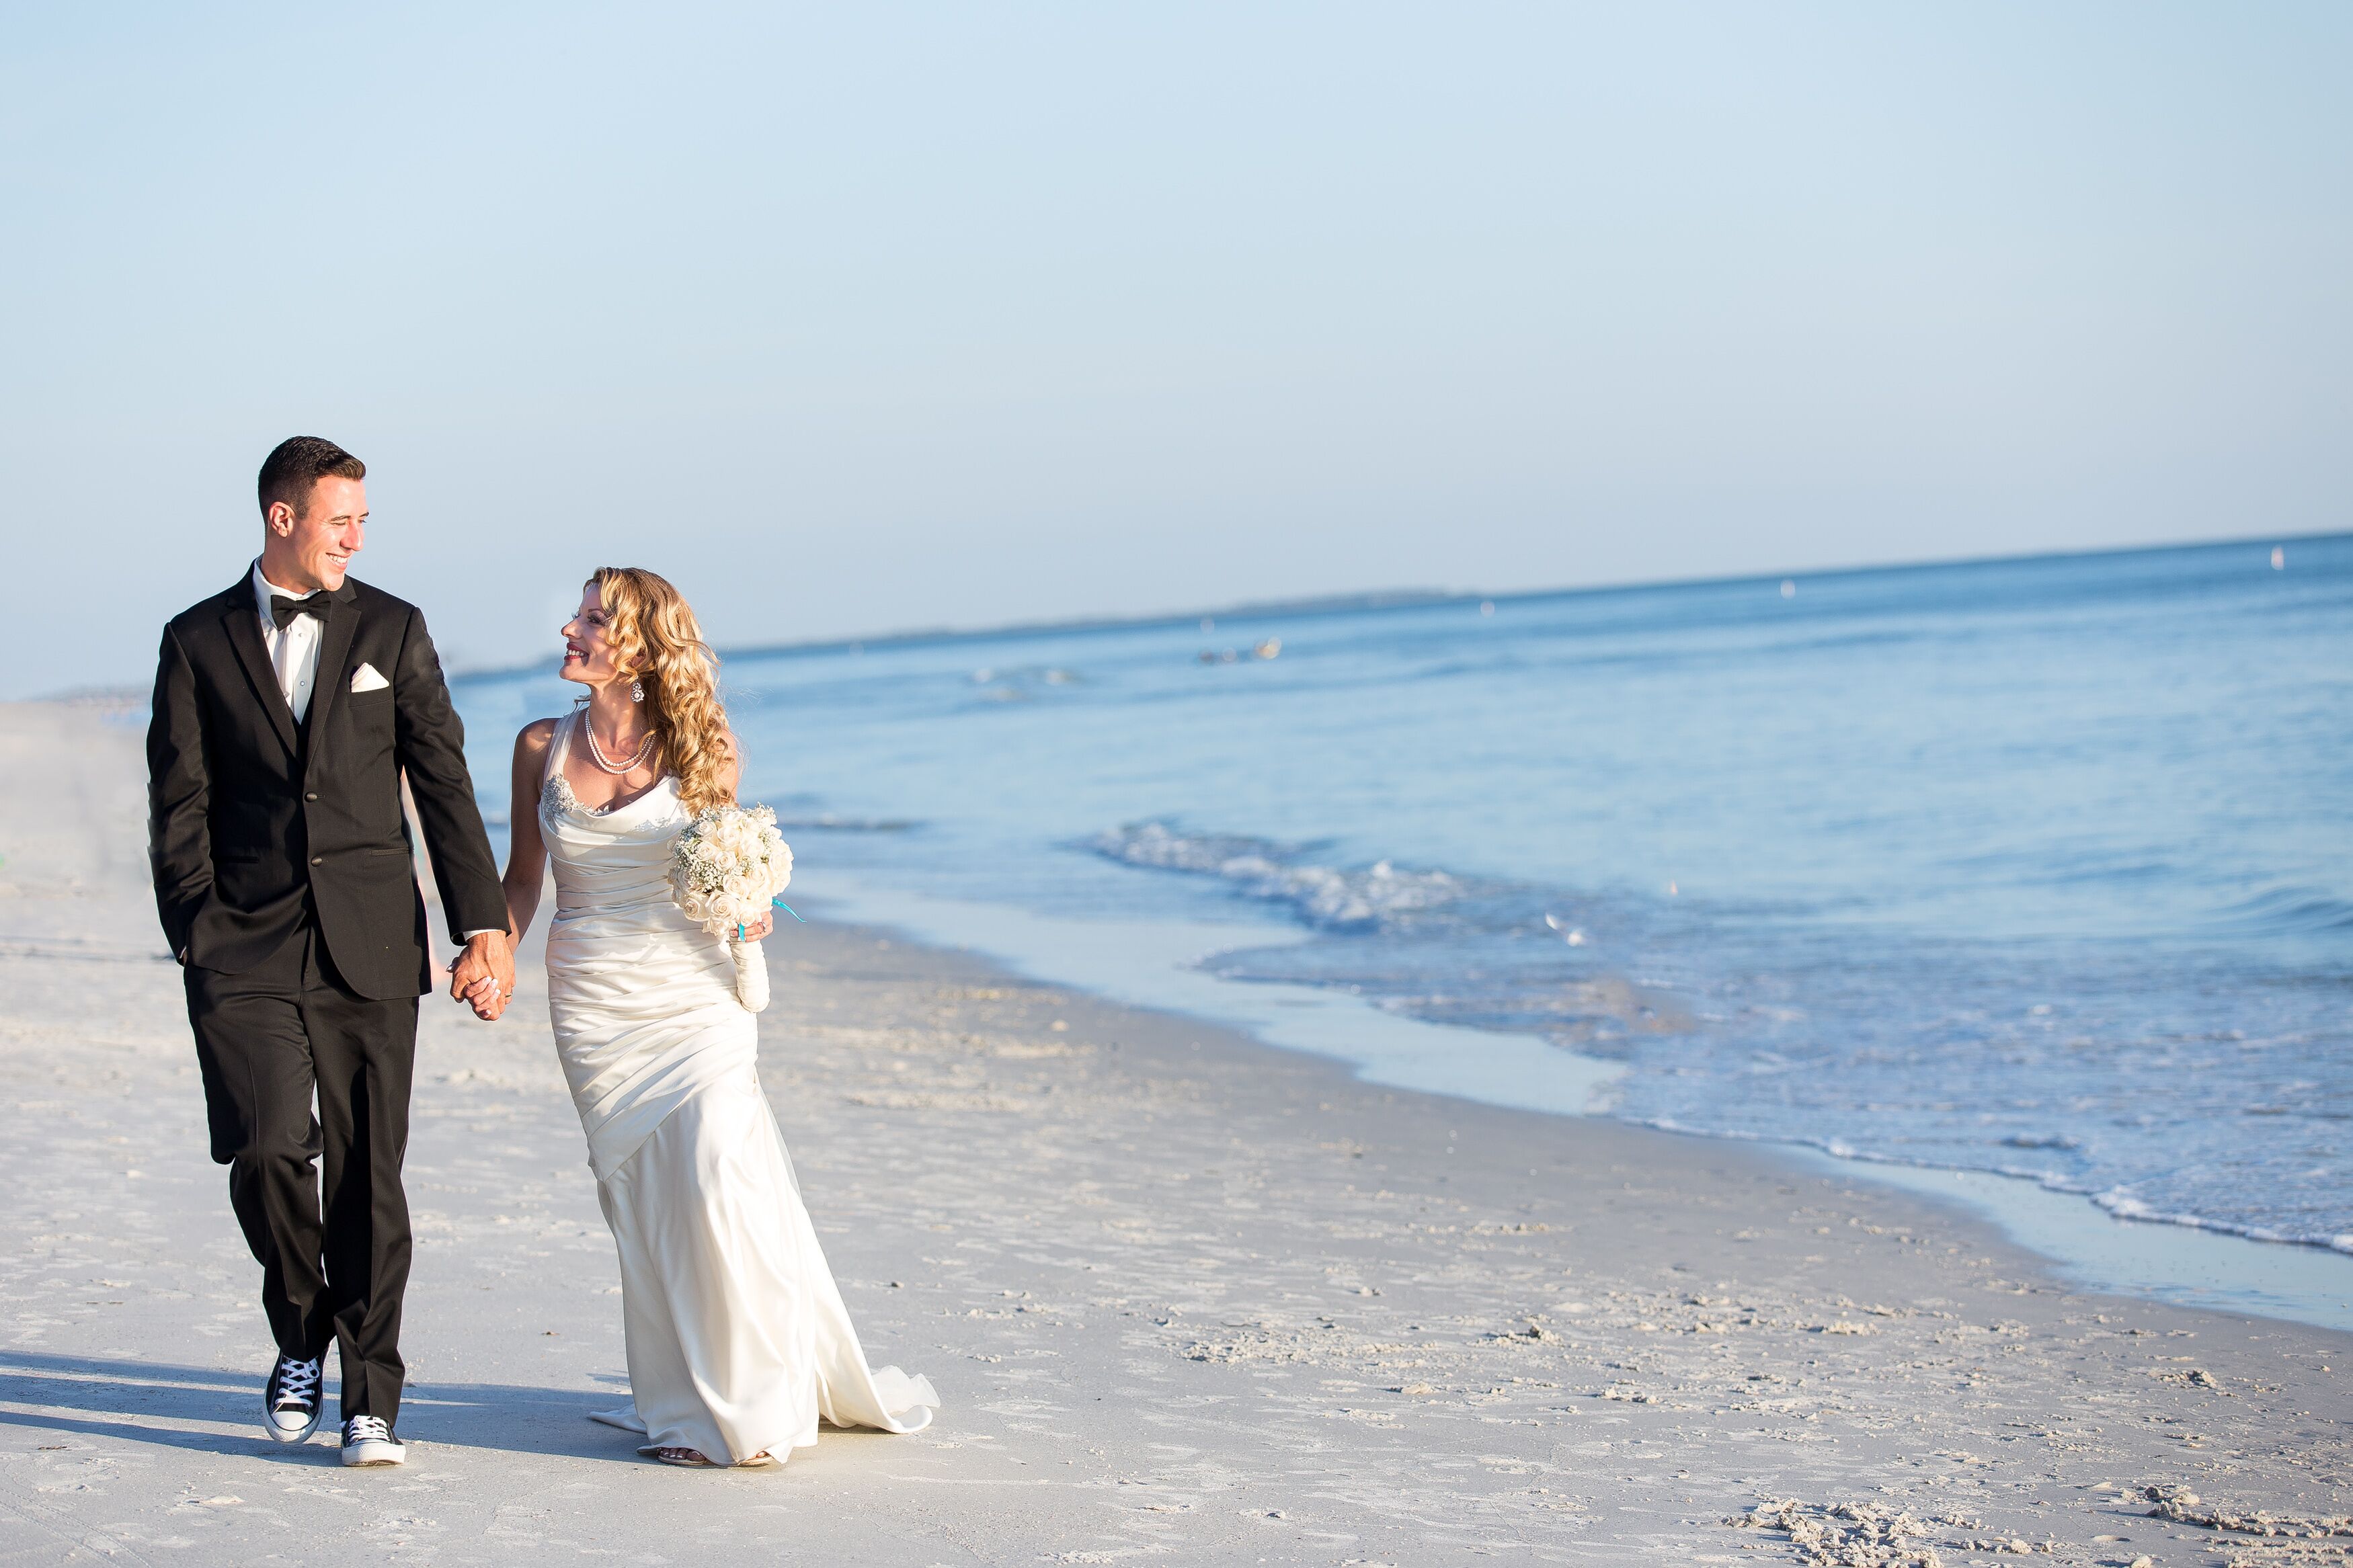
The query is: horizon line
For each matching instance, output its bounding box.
[448,524,2348,686]
[40,526,2346,704]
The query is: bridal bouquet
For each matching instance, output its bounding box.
[669,803,795,1012]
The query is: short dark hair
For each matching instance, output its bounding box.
[257,436,366,520]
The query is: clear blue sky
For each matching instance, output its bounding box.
[4,3,2346,693]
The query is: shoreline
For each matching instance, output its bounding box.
[5,699,2350,1564]
[430,528,2353,692]
[797,870,2353,1335]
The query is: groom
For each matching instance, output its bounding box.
[147,437,514,1467]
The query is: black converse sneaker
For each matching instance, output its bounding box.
[262,1354,323,1443]
[341,1415,406,1467]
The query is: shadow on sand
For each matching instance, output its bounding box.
[0,1348,641,1464]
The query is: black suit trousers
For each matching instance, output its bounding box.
[186,919,419,1426]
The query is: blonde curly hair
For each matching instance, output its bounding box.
[590,567,734,817]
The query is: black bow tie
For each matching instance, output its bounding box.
[270,591,333,630]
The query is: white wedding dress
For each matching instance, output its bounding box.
[537,711,937,1464]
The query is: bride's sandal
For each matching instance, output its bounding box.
[733,1450,778,1468]
[649,1446,712,1467]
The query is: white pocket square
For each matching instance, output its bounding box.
[350,663,391,694]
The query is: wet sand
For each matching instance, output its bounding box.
[1,700,2347,1565]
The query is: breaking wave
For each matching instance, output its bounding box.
[1090,822,1466,931]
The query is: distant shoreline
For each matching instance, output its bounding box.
[440,525,2353,688]
[49,529,2348,703]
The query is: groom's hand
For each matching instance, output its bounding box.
[449,930,516,1020]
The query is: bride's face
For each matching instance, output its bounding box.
[560,585,623,688]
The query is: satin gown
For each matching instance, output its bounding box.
[537,712,937,1463]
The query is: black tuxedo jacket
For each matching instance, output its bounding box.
[147,573,508,999]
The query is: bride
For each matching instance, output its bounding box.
[472,566,938,1467]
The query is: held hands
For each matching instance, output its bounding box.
[448,929,516,1021]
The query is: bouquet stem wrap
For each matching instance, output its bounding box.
[728,931,770,1012]
[668,804,794,1016]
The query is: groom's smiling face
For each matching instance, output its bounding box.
[265,475,368,593]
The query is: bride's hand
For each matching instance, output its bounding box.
[461,970,508,1020]
[738,911,774,942]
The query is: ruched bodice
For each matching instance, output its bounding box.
[534,710,936,1463]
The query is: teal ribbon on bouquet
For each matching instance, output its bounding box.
[735,901,806,939]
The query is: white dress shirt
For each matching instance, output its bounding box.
[251,559,326,723]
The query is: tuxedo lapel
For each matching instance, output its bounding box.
[304,580,364,753]
[221,582,300,760]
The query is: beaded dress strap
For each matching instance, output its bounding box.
[544,709,580,790]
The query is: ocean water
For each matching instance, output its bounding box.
[454,536,2353,1254]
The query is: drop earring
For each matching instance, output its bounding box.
[629,677,645,703]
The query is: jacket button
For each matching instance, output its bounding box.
[311,856,324,866]
[305,792,319,801]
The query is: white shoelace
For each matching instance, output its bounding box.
[345,1415,393,1444]
[273,1357,319,1407]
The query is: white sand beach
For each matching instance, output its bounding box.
[2,698,2348,1566]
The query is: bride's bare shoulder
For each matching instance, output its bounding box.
[514,716,563,757]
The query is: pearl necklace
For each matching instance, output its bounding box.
[582,717,655,776]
